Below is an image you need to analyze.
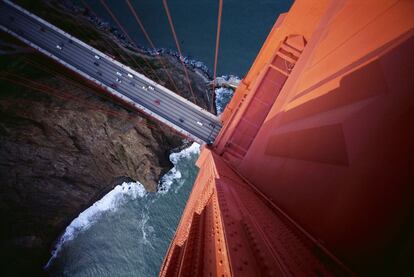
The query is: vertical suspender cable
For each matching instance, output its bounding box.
[79,0,132,65]
[100,0,163,84]
[88,0,147,75]
[212,0,223,113]
[162,0,198,104]
[125,0,180,94]
[0,72,150,128]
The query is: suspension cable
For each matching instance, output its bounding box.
[162,0,197,104]
[23,57,96,93]
[81,0,146,75]
[212,0,223,113]
[79,0,132,65]
[0,72,186,137]
[100,0,163,84]
[0,71,160,130]
[81,0,149,76]
[23,56,147,113]
[125,0,180,94]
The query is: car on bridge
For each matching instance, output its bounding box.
[56,43,63,50]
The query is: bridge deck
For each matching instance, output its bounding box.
[0,0,222,144]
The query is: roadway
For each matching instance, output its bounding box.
[0,0,222,144]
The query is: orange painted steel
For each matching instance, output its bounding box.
[160,0,414,275]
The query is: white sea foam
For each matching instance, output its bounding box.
[170,142,200,163]
[214,75,240,114]
[46,142,200,268]
[139,211,154,249]
[45,181,146,268]
[158,142,200,194]
[215,87,234,114]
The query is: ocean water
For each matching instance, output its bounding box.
[79,0,293,77]
[46,1,293,276]
[46,143,201,276]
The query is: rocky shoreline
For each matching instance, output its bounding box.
[60,0,213,78]
[56,0,216,110]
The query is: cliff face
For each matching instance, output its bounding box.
[0,1,212,274]
[0,57,183,275]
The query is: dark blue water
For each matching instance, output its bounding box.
[47,1,293,276]
[80,0,293,77]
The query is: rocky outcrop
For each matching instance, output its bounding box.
[0,67,186,274]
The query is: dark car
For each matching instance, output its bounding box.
[179,118,184,123]
[110,83,117,89]
[93,61,99,66]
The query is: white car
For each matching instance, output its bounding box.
[127,73,133,78]
[116,71,122,76]
[142,86,148,91]
[115,78,122,83]
[196,121,203,126]
[56,44,63,50]
[94,55,100,60]
[148,85,155,90]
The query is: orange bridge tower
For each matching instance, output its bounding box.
[160,0,414,275]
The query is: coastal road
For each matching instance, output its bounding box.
[0,0,222,144]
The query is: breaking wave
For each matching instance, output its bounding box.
[215,87,234,115]
[45,81,227,270]
[213,76,239,114]
[45,181,147,268]
[158,142,200,194]
[45,142,200,269]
